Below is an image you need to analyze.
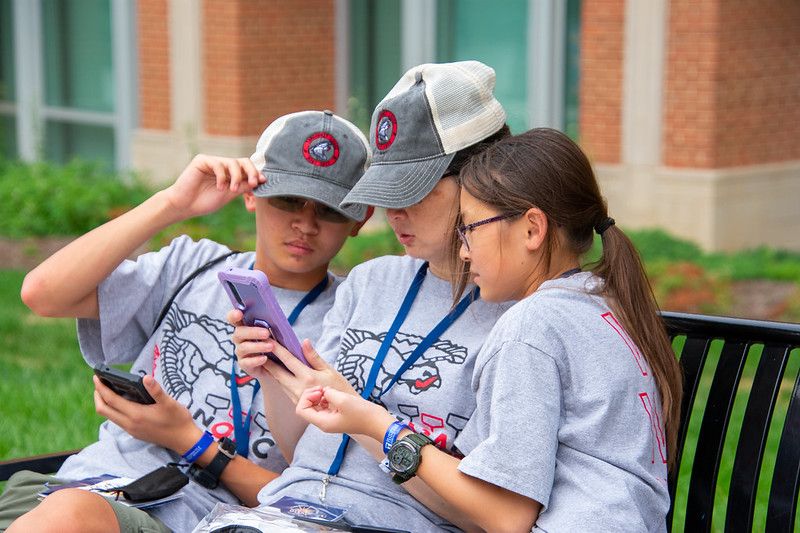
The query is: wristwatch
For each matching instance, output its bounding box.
[188,437,236,489]
[387,432,435,484]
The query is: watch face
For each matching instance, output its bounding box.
[388,442,418,474]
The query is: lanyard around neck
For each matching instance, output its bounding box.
[327,263,479,475]
[230,273,330,458]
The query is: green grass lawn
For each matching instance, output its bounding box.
[0,270,104,461]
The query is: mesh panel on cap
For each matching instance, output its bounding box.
[249,113,292,171]
[427,62,505,154]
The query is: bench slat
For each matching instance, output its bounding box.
[766,366,800,530]
[685,339,749,532]
[727,343,790,529]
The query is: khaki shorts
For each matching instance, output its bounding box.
[0,470,171,533]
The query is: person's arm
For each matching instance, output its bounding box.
[21,155,264,319]
[230,310,356,462]
[345,430,486,533]
[93,374,276,507]
[297,386,541,533]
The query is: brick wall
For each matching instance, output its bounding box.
[713,0,800,167]
[579,0,625,164]
[664,0,800,168]
[138,0,170,131]
[203,0,338,137]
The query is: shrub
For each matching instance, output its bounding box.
[0,158,150,239]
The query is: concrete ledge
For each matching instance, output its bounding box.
[596,159,800,252]
[131,129,259,185]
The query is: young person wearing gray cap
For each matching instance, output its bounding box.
[231,61,514,532]
[6,111,372,533]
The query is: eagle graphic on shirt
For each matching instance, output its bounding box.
[154,306,282,464]
[336,328,468,398]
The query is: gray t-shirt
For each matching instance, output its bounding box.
[256,255,511,532]
[57,235,341,532]
[456,272,670,532]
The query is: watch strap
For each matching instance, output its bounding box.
[188,437,236,489]
[405,432,434,448]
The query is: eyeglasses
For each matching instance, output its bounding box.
[267,196,350,224]
[457,213,515,251]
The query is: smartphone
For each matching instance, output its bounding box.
[218,266,308,367]
[93,364,156,404]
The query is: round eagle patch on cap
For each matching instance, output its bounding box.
[375,110,397,151]
[303,132,339,167]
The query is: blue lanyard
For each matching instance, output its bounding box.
[230,273,330,458]
[327,263,479,475]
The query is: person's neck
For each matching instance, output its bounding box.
[426,259,454,283]
[252,259,329,292]
[547,254,582,282]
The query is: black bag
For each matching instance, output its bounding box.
[115,464,188,502]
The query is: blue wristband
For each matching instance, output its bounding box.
[383,421,410,454]
[182,431,214,463]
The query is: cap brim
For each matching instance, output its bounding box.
[340,153,455,210]
[253,171,368,222]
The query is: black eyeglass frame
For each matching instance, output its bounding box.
[266,196,351,224]
[457,213,516,251]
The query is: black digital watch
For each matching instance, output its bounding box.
[387,432,435,484]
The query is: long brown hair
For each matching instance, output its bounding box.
[459,127,683,471]
[447,124,512,300]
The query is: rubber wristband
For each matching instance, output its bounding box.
[182,430,214,463]
[383,421,410,454]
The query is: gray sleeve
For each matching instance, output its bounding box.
[77,237,230,366]
[456,340,561,508]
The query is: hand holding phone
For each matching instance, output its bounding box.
[93,364,156,404]
[218,267,309,367]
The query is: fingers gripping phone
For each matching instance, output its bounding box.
[218,267,309,367]
[93,364,156,404]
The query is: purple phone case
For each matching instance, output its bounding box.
[218,267,308,366]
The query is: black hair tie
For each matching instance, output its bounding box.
[595,217,615,235]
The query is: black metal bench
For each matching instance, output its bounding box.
[3,311,800,532]
[664,311,800,532]
[0,449,79,482]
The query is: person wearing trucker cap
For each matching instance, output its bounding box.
[6,110,372,533]
[230,61,515,532]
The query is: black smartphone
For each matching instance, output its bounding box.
[93,364,155,405]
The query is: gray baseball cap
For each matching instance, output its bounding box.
[340,61,506,210]
[250,110,370,221]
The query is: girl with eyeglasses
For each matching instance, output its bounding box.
[293,128,683,532]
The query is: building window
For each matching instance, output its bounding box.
[42,0,115,165]
[0,0,16,157]
[347,0,402,132]
[3,0,135,169]
[564,0,581,139]
[346,0,580,139]
[436,0,529,133]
